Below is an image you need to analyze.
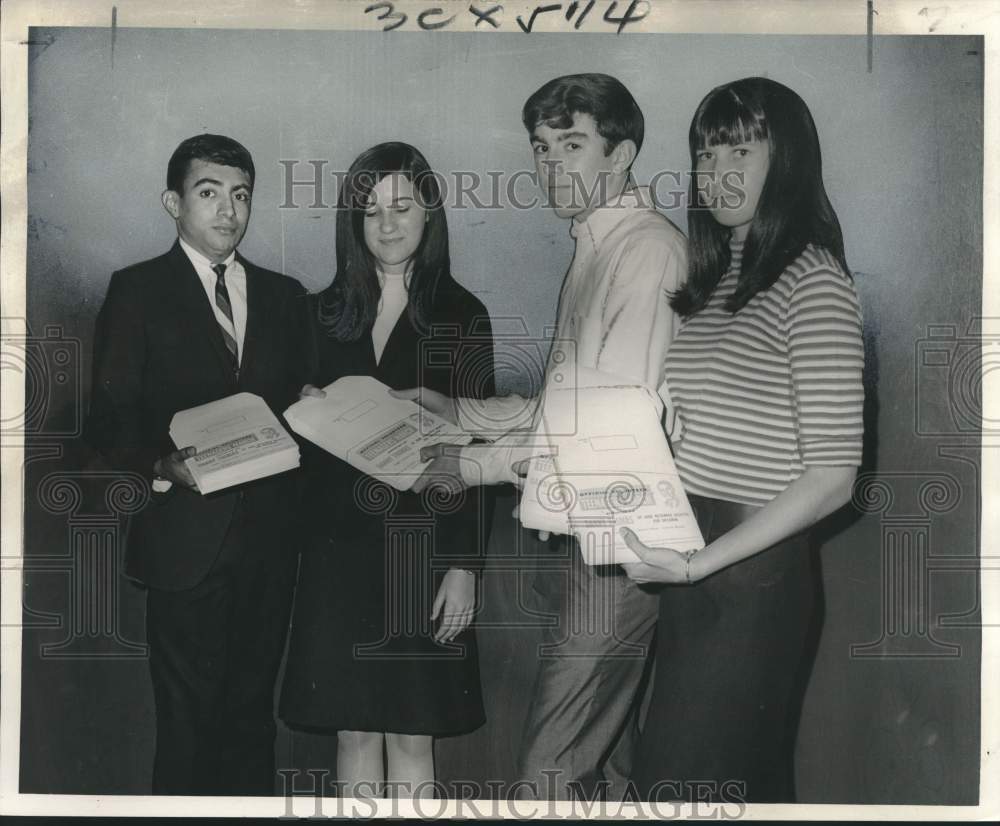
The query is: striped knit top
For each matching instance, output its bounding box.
[665,239,864,506]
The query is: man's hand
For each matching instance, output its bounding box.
[431,568,476,643]
[390,387,459,426]
[300,383,326,400]
[511,458,532,491]
[412,443,468,495]
[510,457,551,541]
[153,446,198,490]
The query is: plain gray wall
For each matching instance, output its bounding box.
[21,28,983,803]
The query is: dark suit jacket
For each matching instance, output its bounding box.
[85,241,314,591]
[302,280,496,571]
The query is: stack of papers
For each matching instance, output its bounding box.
[284,376,472,491]
[170,392,300,494]
[518,370,704,565]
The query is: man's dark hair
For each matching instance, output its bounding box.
[522,73,644,156]
[166,134,256,194]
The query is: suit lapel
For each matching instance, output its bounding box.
[166,241,239,384]
[375,308,418,388]
[359,325,378,377]
[237,253,261,380]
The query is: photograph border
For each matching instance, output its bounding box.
[1,0,997,819]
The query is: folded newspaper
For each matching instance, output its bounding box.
[284,376,472,491]
[169,392,300,494]
[518,373,704,565]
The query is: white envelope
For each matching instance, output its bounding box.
[284,376,472,492]
[169,392,300,494]
[518,371,704,565]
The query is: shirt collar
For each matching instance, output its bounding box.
[569,186,654,246]
[178,236,237,273]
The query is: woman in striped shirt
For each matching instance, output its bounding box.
[622,77,864,803]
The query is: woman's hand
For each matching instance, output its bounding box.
[390,387,459,426]
[619,527,697,584]
[621,467,858,583]
[432,568,477,643]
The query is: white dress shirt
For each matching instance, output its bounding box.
[372,269,409,364]
[154,238,249,492]
[178,236,248,364]
[457,186,687,486]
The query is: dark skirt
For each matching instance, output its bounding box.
[278,521,485,737]
[632,494,819,804]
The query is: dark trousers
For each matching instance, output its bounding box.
[517,539,660,801]
[632,494,818,804]
[145,501,297,795]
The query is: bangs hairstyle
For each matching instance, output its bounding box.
[166,133,255,194]
[673,77,850,317]
[522,73,644,157]
[319,141,453,341]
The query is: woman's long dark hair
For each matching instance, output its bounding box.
[672,77,850,317]
[319,141,453,340]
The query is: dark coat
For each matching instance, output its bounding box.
[301,280,496,569]
[85,241,315,591]
[277,278,496,735]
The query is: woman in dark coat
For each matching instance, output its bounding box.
[279,142,495,798]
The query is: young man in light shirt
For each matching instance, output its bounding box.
[401,73,686,800]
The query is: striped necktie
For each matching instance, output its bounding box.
[212,263,239,372]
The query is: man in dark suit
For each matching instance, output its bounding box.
[85,134,313,795]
